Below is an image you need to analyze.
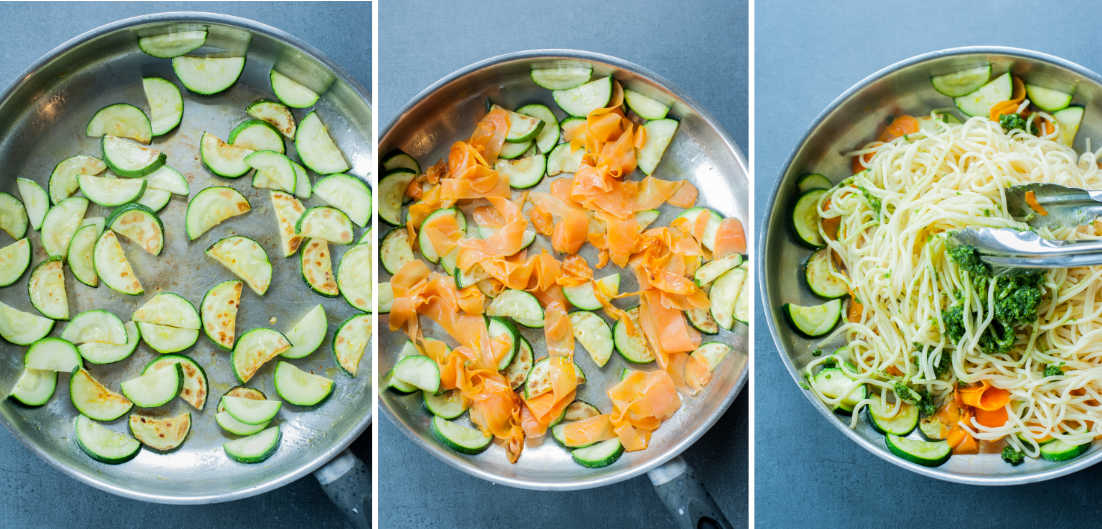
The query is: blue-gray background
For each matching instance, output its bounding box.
[755,1,1102,527]
[0,3,370,528]
[379,0,747,528]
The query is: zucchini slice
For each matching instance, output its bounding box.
[0,194,27,240]
[221,395,281,424]
[93,230,143,296]
[431,416,492,455]
[734,265,750,325]
[129,412,191,452]
[868,400,919,436]
[246,150,296,193]
[686,307,719,335]
[562,273,620,311]
[380,228,416,274]
[172,56,245,95]
[637,119,679,176]
[954,72,1012,117]
[313,173,372,227]
[137,189,171,213]
[613,307,655,364]
[24,337,81,372]
[199,132,252,178]
[0,238,30,287]
[379,170,415,225]
[75,415,140,464]
[300,238,339,296]
[1039,439,1090,461]
[691,342,731,372]
[145,165,189,195]
[231,328,291,383]
[503,337,534,389]
[810,367,866,413]
[392,354,440,393]
[1053,105,1085,148]
[499,141,532,160]
[133,292,200,330]
[805,249,847,299]
[674,207,722,252]
[120,363,182,408]
[546,143,584,176]
[78,321,139,365]
[70,368,132,422]
[185,185,251,240]
[200,279,242,349]
[710,266,746,330]
[106,203,164,256]
[382,150,420,174]
[337,243,372,312]
[785,299,842,337]
[885,434,951,467]
[378,282,393,313]
[137,322,198,354]
[0,300,54,345]
[417,208,467,263]
[559,117,585,141]
[206,236,272,295]
[553,76,613,117]
[796,173,832,193]
[295,206,354,245]
[16,178,48,230]
[283,304,327,359]
[101,135,165,178]
[1026,84,1073,112]
[486,289,545,328]
[624,89,670,120]
[143,355,208,410]
[230,120,284,153]
[223,425,281,463]
[495,153,546,189]
[792,189,827,248]
[292,161,312,200]
[8,368,56,407]
[930,65,991,97]
[49,155,105,205]
[216,387,268,435]
[273,361,333,406]
[570,311,614,368]
[572,438,624,468]
[62,309,126,345]
[270,69,319,108]
[487,317,518,370]
[137,30,206,58]
[296,112,350,174]
[531,64,592,90]
[423,389,467,420]
[516,104,559,152]
[86,103,152,144]
[247,99,296,138]
[333,313,370,376]
[523,357,586,399]
[491,105,544,144]
[142,77,183,136]
[27,258,68,319]
[694,254,742,287]
[67,224,100,287]
[78,174,146,207]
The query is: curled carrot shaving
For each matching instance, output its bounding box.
[1010,76,1026,103]
[562,415,616,447]
[1024,190,1048,216]
[959,380,1011,411]
[877,115,920,142]
[713,218,747,257]
[974,406,1009,428]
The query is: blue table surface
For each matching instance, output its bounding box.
[755,0,1102,527]
[379,1,747,528]
[0,3,371,528]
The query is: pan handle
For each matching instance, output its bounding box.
[314,449,371,529]
[648,457,733,529]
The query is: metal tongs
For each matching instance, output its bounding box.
[950,184,1102,268]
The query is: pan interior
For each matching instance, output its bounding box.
[379,52,748,489]
[0,15,372,503]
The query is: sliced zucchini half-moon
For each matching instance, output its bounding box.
[8,367,57,407]
[0,300,55,346]
[184,185,251,240]
[270,190,305,257]
[230,119,284,154]
[27,257,68,320]
[77,174,145,208]
[70,368,132,422]
[49,155,105,205]
[380,228,416,275]
[120,363,182,408]
[129,412,191,452]
[23,337,81,372]
[637,118,679,176]
[137,321,199,354]
[295,206,354,245]
[41,196,88,257]
[200,279,242,350]
[0,238,31,287]
[101,135,165,178]
[93,230,143,296]
[137,188,170,213]
[74,415,140,464]
[142,76,183,137]
[313,173,372,227]
[333,313,370,376]
[246,99,296,138]
[86,103,152,144]
[138,29,206,58]
[78,321,140,365]
[522,356,586,399]
[145,165,189,195]
[62,309,126,345]
[231,328,291,383]
[300,238,339,297]
[337,243,372,312]
[486,289,545,328]
[246,150,296,194]
[67,224,100,287]
[199,132,253,179]
[282,304,327,359]
[613,307,656,364]
[143,354,208,410]
[221,395,281,424]
[569,311,613,368]
[270,69,319,108]
[216,386,268,435]
[378,170,415,226]
[292,161,312,200]
[709,266,746,331]
[172,55,245,95]
[273,361,333,406]
[132,292,200,330]
[295,112,349,175]
[16,178,48,230]
[206,236,272,295]
[223,425,281,463]
[106,203,164,256]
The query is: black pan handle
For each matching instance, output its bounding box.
[314,449,371,529]
[648,457,733,529]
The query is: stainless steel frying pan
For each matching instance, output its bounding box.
[0,12,372,523]
[760,46,1102,485]
[378,50,748,528]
